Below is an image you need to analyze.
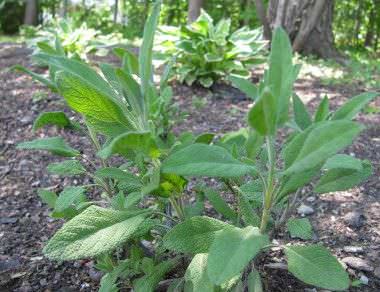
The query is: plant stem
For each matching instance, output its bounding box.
[260,136,276,233]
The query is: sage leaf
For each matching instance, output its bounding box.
[204,188,237,221]
[185,254,215,292]
[285,245,349,290]
[47,160,86,176]
[331,92,378,120]
[287,218,313,240]
[55,186,86,213]
[247,269,263,292]
[314,95,329,122]
[17,137,80,157]
[292,94,311,130]
[33,111,74,131]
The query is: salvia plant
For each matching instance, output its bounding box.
[16,1,378,291]
[155,10,266,88]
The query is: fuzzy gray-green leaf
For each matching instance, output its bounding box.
[17,137,80,157]
[47,160,86,176]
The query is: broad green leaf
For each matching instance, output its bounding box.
[267,28,295,125]
[247,269,263,292]
[199,77,213,88]
[314,95,329,122]
[139,0,161,97]
[323,154,363,171]
[95,167,142,192]
[292,94,311,130]
[55,186,86,213]
[162,144,256,178]
[47,160,86,176]
[17,137,80,157]
[207,226,269,285]
[98,131,159,159]
[204,188,237,221]
[43,206,152,260]
[238,192,260,227]
[38,189,57,208]
[331,92,378,120]
[163,216,229,254]
[245,130,264,160]
[185,254,214,292]
[283,121,363,175]
[12,65,57,91]
[315,160,372,193]
[285,245,349,290]
[33,111,75,131]
[194,133,214,144]
[213,18,230,44]
[229,76,258,100]
[133,259,178,292]
[248,88,277,136]
[287,218,313,240]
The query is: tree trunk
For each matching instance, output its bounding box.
[113,0,119,23]
[188,0,203,24]
[268,0,343,61]
[24,0,38,26]
[254,0,271,40]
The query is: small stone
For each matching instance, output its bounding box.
[297,204,314,215]
[343,246,364,253]
[344,211,365,228]
[39,278,48,286]
[374,267,380,279]
[360,275,369,285]
[0,217,17,224]
[342,257,373,272]
[88,268,102,281]
[306,196,316,202]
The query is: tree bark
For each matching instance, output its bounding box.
[24,0,38,26]
[188,0,203,24]
[113,0,119,23]
[268,0,343,61]
[254,0,271,39]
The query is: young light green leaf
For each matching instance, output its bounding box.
[38,189,57,209]
[315,160,372,193]
[139,0,161,97]
[204,188,237,221]
[162,143,256,178]
[55,186,86,213]
[33,111,75,131]
[247,269,263,292]
[163,216,229,254]
[285,245,349,290]
[207,226,269,285]
[17,137,80,157]
[12,64,57,91]
[229,76,258,100]
[47,160,86,176]
[292,94,311,130]
[331,92,378,120]
[185,253,215,292]
[43,206,152,260]
[323,154,363,171]
[287,218,313,240]
[283,120,363,175]
[314,95,329,122]
[248,88,277,136]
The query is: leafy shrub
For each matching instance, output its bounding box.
[17,1,378,291]
[21,19,122,61]
[156,10,266,87]
[0,0,25,34]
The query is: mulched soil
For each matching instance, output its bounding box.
[0,42,379,291]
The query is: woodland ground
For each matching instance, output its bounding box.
[0,42,379,291]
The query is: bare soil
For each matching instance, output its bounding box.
[0,42,379,291]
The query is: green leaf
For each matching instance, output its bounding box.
[163,216,229,254]
[229,75,258,100]
[207,226,269,285]
[238,192,260,227]
[55,186,86,213]
[139,0,161,97]
[12,65,57,91]
[247,269,263,292]
[133,258,178,292]
[185,254,214,292]
[43,206,152,260]
[47,160,86,176]
[17,137,80,157]
[204,188,237,221]
[113,47,139,75]
[194,133,214,144]
[33,111,74,131]
[199,77,213,88]
[287,218,313,240]
[162,143,256,178]
[323,154,363,171]
[38,189,57,208]
[292,94,311,130]
[98,131,159,159]
[331,92,378,120]
[267,28,295,125]
[282,121,363,175]
[314,95,329,122]
[315,160,372,193]
[285,245,349,290]
[248,88,277,136]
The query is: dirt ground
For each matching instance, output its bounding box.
[0,42,379,291]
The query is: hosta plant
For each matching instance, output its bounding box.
[17,1,378,291]
[155,10,266,88]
